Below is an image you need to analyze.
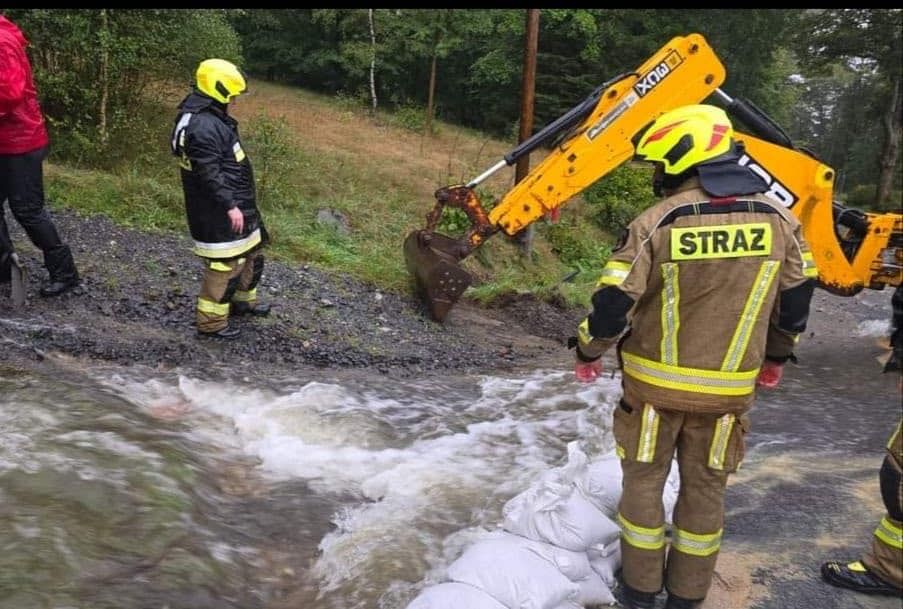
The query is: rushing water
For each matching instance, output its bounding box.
[0,360,622,609]
[3,286,898,609]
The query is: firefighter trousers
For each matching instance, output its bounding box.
[861,422,903,588]
[197,249,264,333]
[613,395,749,601]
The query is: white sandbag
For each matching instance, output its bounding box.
[467,530,595,583]
[576,453,682,524]
[587,539,621,588]
[447,537,579,609]
[575,568,617,606]
[573,450,622,518]
[406,582,508,609]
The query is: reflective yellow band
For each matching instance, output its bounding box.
[209,261,232,272]
[596,260,632,287]
[618,513,665,550]
[722,260,780,371]
[708,413,736,470]
[637,403,660,463]
[578,318,593,346]
[660,263,680,365]
[197,297,230,316]
[670,222,772,260]
[615,444,626,459]
[233,288,257,303]
[622,352,758,396]
[888,422,901,451]
[874,516,903,549]
[672,526,723,557]
[193,228,261,259]
[801,251,818,278]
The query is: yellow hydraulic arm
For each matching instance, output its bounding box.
[404,32,902,322]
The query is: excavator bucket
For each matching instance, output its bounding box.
[403,230,473,322]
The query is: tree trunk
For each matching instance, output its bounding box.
[425,52,437,137]
[876,77,901,208]
[368,8,377,116]
[514,9,539,257]
[99,9,110,146]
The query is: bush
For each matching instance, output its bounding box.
[582,164,656,234]
[844,183,903,213]
[243,114,299,212]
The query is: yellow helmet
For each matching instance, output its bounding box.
[634,104,733,175]
[196,59,247,104]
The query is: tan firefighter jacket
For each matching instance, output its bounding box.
[577,177,818,414]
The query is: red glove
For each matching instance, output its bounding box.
[756,360,784,389]
[575,359,603,383]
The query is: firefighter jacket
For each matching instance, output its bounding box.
[577,177,818,414]
[0,16,49,155]
[170,91,266,259]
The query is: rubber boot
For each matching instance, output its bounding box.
[821,560,900,595]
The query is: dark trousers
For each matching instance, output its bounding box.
[0,146,78,282]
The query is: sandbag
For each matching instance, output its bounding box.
[406,582,508,609]
[447,537,579,609]
[587,539,621,588]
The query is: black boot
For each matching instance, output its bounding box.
[197,324,241,340]
[231,301,271,317]
[665,592,702,608]
[821,560,900,595]
[39,275,80,297]
[622,584,657,609]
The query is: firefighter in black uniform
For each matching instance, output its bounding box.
[170,58,270,339]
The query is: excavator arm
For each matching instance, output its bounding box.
[404,33,902,321]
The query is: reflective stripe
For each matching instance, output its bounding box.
[197,298,229,316]
[233,288,257,303]
[708,413,736,470]
[637,403,660,462]
[801,251,818,278]
[596,260,632,287]
[722,260,780,371]
[618,513,665,550]
[615,444,626,459]
[672,526,723,556]
[888,422,901,451]
[622,352,758,396]
[193,228,262,259]
[660,263,680,365]
[578,317,594,346]
[874,516,903,549]
[209,261,232,272]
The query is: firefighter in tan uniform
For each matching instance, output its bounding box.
[821,284,903,596]
[570,105,818,609]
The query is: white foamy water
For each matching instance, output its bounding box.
[97,367,623,608]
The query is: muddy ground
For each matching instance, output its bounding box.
[0,208,581,378]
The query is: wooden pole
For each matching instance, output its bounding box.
[515,9,539,256]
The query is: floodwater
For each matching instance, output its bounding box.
[1,289,900,609]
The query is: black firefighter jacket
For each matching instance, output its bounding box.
[170,91,266,259]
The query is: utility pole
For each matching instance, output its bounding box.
[514,8,539,257]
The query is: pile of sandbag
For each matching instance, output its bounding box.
[406,442,680,609]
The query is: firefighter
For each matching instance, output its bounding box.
[821,284,903,596]
[170,58,270,340]
[570,104,818,609]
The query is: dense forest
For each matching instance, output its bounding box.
[7,9,900,211]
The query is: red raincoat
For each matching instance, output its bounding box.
[0,16,48,155]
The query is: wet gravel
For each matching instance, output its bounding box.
[0,208,581,378]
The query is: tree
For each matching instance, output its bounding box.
[795,9,903,207]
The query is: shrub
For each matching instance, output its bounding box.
[582,164,656,233]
